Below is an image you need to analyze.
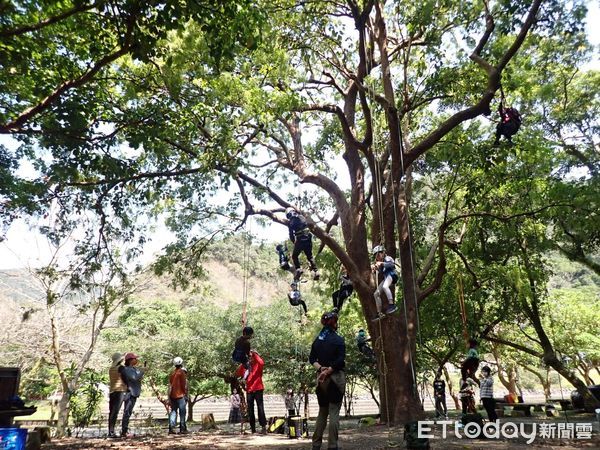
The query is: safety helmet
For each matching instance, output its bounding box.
[320,311,338,327]
[371,245,385,256]
[358,329,366,336]
[173,356,183,366]
[285,207,296,219]
[290,281,298,289]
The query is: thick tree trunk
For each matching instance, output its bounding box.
[56,391,71,437]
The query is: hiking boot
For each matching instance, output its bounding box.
[168,428,176,435]
[260,426,267,435]
[107,432,118,439]
[180,428,189,434]
[372,312,386,322]
[385,304,398,314]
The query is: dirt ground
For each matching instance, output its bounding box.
[40,416,600,450]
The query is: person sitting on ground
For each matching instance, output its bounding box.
[276,243,295,275]
[355,329,375,361]
[288,281,308,315]
[371,245,398,317]
[232,326,254,381]
[332,266,354,311]
[460,339,480,385]
[286,207,319,281]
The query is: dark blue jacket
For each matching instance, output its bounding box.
[288,214,309,242]
[119,365,144,397]
[309,328,345,371]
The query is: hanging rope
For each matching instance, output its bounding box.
[241,217,251,329]
[456,272,470,346]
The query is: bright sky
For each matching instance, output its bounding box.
[1,3,598,270]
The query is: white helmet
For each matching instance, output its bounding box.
[371,245,385,256]
[285,207,296,219]
[173,356,183,366]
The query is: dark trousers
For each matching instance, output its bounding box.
[461,397,475,414]
[108,391,125,434]
[247,390,267,432]
[494,121,519,143]
[461,357,480,382]
[292,236,315,270]
[434,395,447,417]
[332,285,353,310]
[121,393,138,434]
[482,398,498,421]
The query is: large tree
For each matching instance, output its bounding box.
[2,0,598,423]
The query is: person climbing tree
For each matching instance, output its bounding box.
[232,326,254,381]
[331,266,353,311]
[286,207,319,281]
[288,281,308,315]
[355,329,375,362]
[371,245,398,319]
[460,338,480,385]
[276,243,295,275]
[493,102,522,145]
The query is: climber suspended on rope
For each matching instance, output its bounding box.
[232,326,254,381]
[371,245,399,319]
[275,243,295,275]
[286,207,320,281]
[331,266,353,312]
[493,98,521,146]
[460,338,480,385]
[288,281,308,315]
[355,329,375,362]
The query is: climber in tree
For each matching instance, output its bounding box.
[276,243,295,276]
[288,281,308,315]
[493,102,521,145]
[460,338,480,385]
[355,329,375,362]
[286,207,319,281]
[332,266,353,312]
[371,245,398,319]
[232,326,254,381]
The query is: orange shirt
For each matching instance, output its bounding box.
[169,368,188,399]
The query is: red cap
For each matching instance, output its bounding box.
[124,352,139,361]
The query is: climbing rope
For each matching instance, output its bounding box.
[456,272,470,346]
[241,218,251,329]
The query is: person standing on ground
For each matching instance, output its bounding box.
[107,353,127,438]
[228,387,242,431]
[309,311,346,450]
[433,371,448,419]
[236,350,267,434]
[119,352,145,438]
[168,356,188,434]
[479,366,498,422]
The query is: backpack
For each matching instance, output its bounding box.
[404,420,430,449]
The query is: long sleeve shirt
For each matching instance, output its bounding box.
[119,365,144,397]
[480,377,494,399]
[309,328,345,371]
